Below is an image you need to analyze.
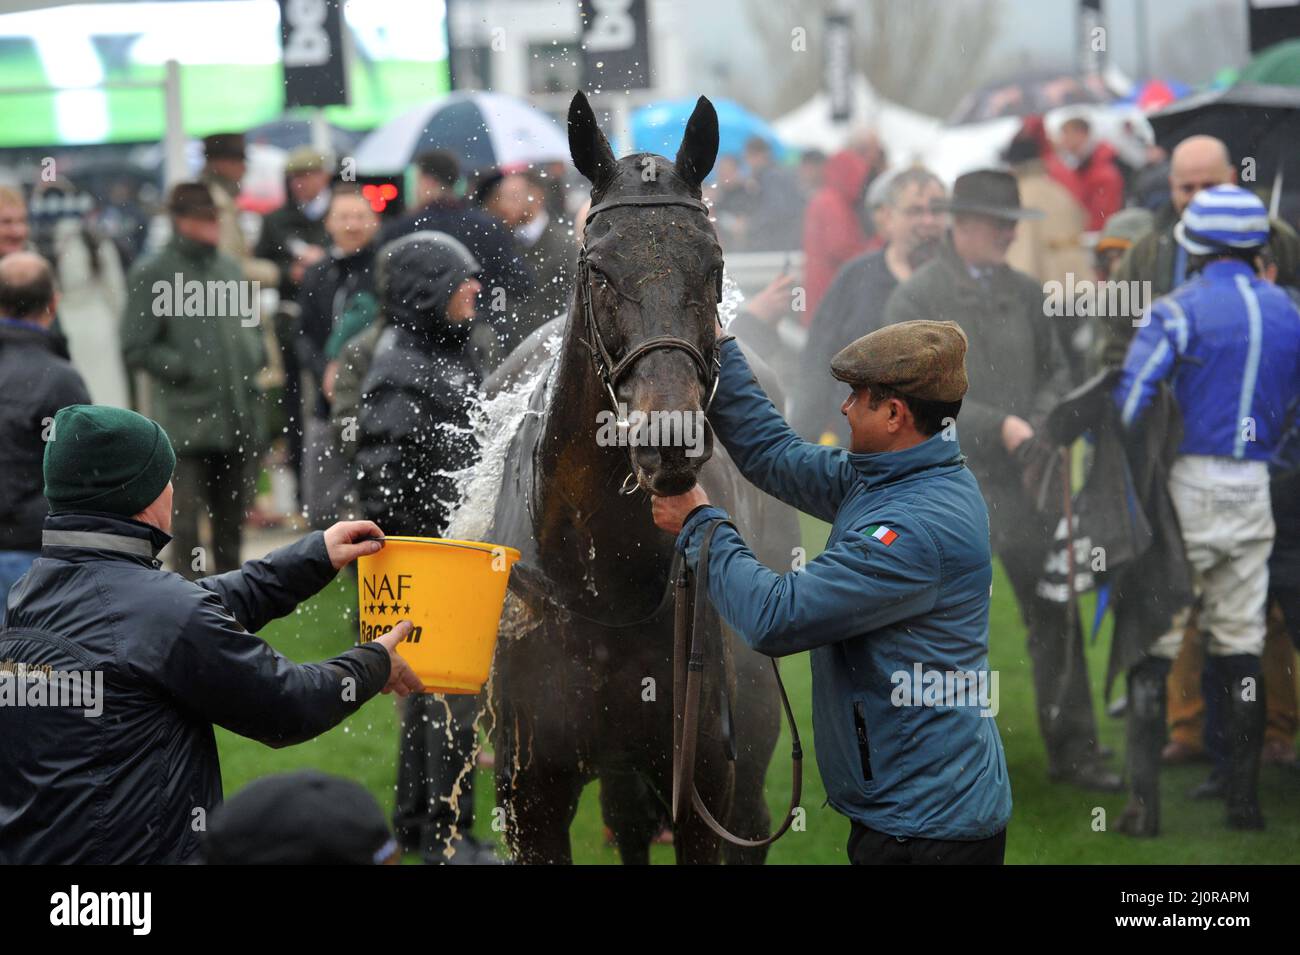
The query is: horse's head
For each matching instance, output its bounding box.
[568,91,722,497]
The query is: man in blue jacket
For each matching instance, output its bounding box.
[653,320,1012,864]
[1114,184,1300,834]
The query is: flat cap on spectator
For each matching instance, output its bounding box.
[285,147,331,176]
[831,320,969,403]
[1095,206,1155,254]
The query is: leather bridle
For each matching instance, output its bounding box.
[578,194,726,428]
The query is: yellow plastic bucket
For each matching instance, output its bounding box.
[356,536,521,694]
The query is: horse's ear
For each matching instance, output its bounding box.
[674,96,719,193]
[568,91,617,187]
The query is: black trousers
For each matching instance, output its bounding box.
[847,822,1006,865]
[171,452,253,579]
[999,540,1101,776]
[394,692,480,860]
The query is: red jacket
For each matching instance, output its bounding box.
[1052,142,1124,231]
[801,150,872,324]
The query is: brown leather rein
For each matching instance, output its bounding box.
[672,518,803,848]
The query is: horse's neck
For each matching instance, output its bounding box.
[532,306,673,606]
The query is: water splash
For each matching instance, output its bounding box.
[443,331,563,542]
[718,270,745,333]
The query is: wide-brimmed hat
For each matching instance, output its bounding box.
[933,169,1043,221]
[1174,184,1269,255]
[203,132,247,161]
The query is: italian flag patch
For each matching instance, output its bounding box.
[867,524,898,546]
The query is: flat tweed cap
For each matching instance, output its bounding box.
[830,320,969,403]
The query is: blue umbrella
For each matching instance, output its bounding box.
[631,98,786,167]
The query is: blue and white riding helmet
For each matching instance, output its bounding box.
[1174,183,1270,255]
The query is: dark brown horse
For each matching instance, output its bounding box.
[481,92,798,864]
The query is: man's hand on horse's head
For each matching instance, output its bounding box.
[651,485,711,535]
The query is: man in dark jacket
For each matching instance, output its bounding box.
[253,147,333,493]
[380,150,533,349]
[0,252,91,614]
[356,231,500,864]
[793,167,945,442]
[0,404,421,864]
[885,170,1118,791]
[121,182,266,578]
[478,170,575,355]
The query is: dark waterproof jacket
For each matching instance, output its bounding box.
[380,199,534,305]
[356,321,488,536]
[253,197,330,301]
[0,320,91,550]
[0,513,390,864]
[296,243,378,411]
[885,236,1073,551]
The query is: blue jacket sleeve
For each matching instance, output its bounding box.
[1114,298,1179,427]
[710,337,855,523]
[676,505,941,656]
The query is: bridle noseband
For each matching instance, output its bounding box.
[578,194,725,432]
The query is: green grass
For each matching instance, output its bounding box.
[218,516,1300,864]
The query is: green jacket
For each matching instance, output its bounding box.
[121,234,267,454]
[1096,203,1300,369]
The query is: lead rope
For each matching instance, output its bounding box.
[672,518,803,848]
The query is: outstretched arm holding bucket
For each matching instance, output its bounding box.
[146,519,423,747]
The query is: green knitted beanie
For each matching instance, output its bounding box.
[43,405,177,517]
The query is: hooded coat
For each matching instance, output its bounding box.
[802,150,873,323]
[355,233,494,535]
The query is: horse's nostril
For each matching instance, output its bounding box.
[632,445,662,471]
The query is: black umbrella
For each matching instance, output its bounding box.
[947,70,1110,125]
[1148,83,1300,215]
